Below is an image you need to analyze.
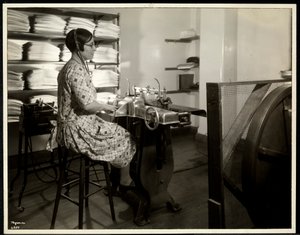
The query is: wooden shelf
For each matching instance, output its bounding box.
[165,35,199,43]
[165,66,198,71]
[167,88,198,94]
[8,60,65,65]
[7,7,121,104]
[8,31,119,43]
[11,7,119,20]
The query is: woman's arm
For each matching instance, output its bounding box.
[83,100,117,114]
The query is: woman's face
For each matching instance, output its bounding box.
[81,38,96,60]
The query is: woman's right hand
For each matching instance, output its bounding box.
[103,103,118,113]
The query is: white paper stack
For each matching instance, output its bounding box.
[65,17,96,34]
[94,20,120,39]
[7,10,30,32]
[8,99,23,122]
[179,29,197,39]
[25,69,58,89]
[8,70,24,90]
[24,41,60,61]
[8,39,24,60]
[92,46,118,63]
[177,62,198,70]
[33,14,66,35]
[92,69,119,87]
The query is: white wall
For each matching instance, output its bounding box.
[237,8,292,81]
[117,7,198,91]
[197,7,292,135]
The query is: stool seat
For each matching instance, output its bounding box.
[50,146,116,229]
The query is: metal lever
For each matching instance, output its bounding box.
[154,78,161,98]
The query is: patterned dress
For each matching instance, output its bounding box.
[56,58,136,168]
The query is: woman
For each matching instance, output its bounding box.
[56,28,136,188]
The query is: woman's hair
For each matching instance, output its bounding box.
[65,28,93,52]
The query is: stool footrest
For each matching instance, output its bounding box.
[62,178,80,188]
[85,188,105,198]
[61,194,80,206]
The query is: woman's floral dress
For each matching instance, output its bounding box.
[56,58,136,168]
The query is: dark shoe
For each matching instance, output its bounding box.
[119,184,135,193]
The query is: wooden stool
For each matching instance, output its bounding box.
[50,146,116,229]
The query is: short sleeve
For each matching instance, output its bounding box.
[69,65,96,108]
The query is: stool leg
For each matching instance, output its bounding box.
[103,162,116,221]
[78,156,85,229]
[9,131,23,196]
[16,134,30,211]
[50,147,66,229]
[85,157,90,208]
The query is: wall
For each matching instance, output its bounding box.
[197,7,292,135]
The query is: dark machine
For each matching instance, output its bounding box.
[207,80,292,228]
[100,79,206,225]
[241,84,292,228]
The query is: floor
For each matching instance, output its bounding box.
[6,127,254,233]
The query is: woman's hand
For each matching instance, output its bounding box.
[102,103,118,113]
[83,100,117,114]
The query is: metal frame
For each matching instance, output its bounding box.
[206,78,291,228]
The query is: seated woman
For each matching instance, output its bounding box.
[56,28,136,191]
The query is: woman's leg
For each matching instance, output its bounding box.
[120,164,132,186]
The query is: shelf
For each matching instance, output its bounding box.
[165,35,199,43]
[7,7,121,103]
[167,88,199,94]
[11,7,119,20]
[8,31,119,43]
[8,60,65,65]
[8,61,118,67]
[165,66,198,71]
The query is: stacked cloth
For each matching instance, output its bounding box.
[92,69,119,87]
[23,41,60,61]
[7,9,30,32]
[8,70,24,90]
[94,20,120,39]
[7,99,23,122]
[8,39,25,60]
[24,69,58,90]
[65,17,96,34]
[32,14,66,35]
[59,44,72,62]
[92,46,118,63]
[96,92,117,104]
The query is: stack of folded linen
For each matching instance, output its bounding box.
[96,92,117,104]
[92,69,119,87]
[8,70,24,90]
[65,17,96,34]
[24,69,58,90]
[92,46,118,63]
[94,20,120,39]
[8,39,25,60]
[7,99,23,122]
[23,41,60,61]
[59,44,72,62]
[7,9,30,32]
[33,14,66,35]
